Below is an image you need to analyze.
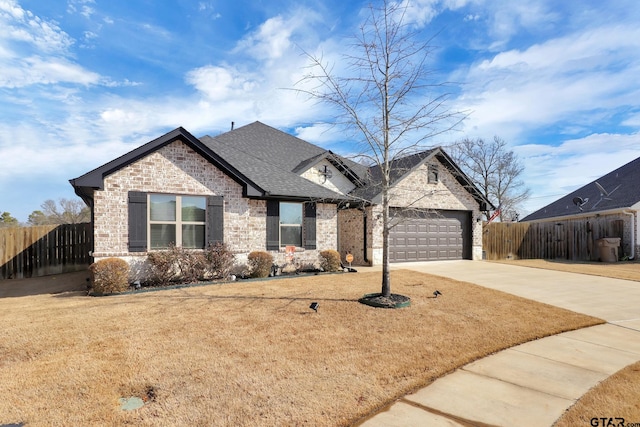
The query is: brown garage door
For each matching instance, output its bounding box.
[389,210,471,262]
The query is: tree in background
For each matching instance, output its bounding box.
[0,212,19,227]
[297,0,462,300]
[27,199,90,225]
[27,210,48,226]
[450,136,530,221]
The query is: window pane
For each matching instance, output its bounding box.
[280,202,302,225]
[150,195,176,221]
[182,224,205,249]
[281,225,302,246]
[182,196,206,222]
[150,224,176,249]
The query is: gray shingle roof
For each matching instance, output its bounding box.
[522,155,640,221]
[200,121,362,201]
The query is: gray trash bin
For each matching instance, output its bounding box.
[597,237,620,262]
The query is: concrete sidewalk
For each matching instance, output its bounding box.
[359,261,640,427]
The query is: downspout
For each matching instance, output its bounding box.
[623,210,636,260]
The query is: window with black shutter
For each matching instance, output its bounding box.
[127,192,223,252]
[265,200,316,250]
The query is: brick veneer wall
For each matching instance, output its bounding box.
[92,140,337,270]
[337,208,366,265]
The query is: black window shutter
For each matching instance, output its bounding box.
[207,196,224,245]
[266,200,279,250]
[128,191,147,252]
[304,202,316,249]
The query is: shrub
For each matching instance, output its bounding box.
[146,247,178,286]
[147,244,207,285]
[247,251,274,278]
[175,248,207,284]
[89,257,130,294]
[229,263,249,280]
[204,243,235,279]
[319,249,342,272]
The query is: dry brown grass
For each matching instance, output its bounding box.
[490,259,640,282]
[554,361,640,426]
[0,270,602,426]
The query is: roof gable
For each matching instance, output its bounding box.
[522,155,640,221]
[350,147,494,210]
[69,127,263,203]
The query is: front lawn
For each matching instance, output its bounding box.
[0,270,602,426]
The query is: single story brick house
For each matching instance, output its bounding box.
[521,155,640,260]
[70,121,492,270]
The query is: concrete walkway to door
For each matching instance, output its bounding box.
[358,260,640,427]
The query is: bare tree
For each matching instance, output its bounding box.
[38,198,90,224]
[297,0,463,298]
[450,136,530,221]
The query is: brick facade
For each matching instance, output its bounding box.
[92,140,337,270]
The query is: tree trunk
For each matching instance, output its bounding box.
[381,208,391,296]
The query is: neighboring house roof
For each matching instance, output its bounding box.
[350,147,494,211]
[522,155,640,221]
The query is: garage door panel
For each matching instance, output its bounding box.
[389,210,471,262]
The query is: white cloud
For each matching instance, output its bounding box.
[294,123,342,144]
[185,65,258,101]
[66,0,96,18]
[487,1,558,47]
[454,24,640,140]
[0,1,107,88]
[234,8,322,62]
[0,56,100,87]
[1,0,74,53]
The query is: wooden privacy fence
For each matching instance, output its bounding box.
[483,218,625,261]
[0,223,92,279]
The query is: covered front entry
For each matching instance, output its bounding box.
[389,209,472,262]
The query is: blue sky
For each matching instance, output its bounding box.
[2,0,640,222]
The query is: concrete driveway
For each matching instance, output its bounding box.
[394,260,640,330]
[360,260,640,427]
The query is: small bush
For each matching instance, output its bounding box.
[147,244,207,285]
[175,248,207,284]
[319,249,342,272]
[204,243,235,279]
[247,251,274,278]
[146,247,178,286]
[229,263,249,280]
[89,258,130,294]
